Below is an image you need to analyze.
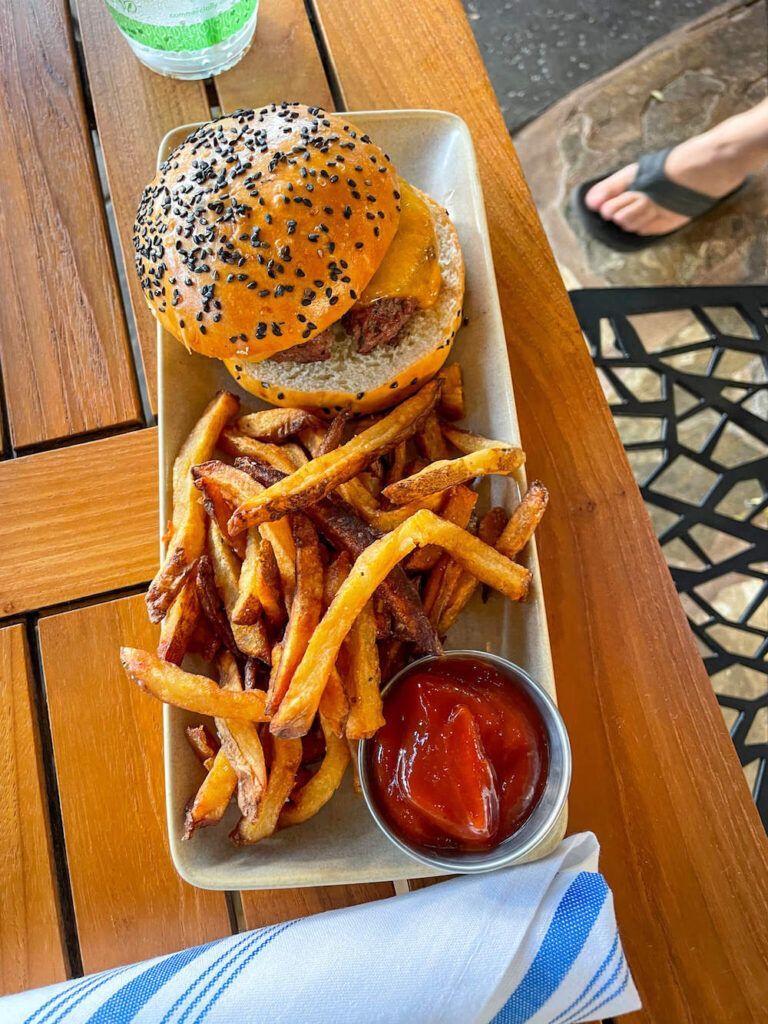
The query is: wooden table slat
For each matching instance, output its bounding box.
[309,1,768,1020]
[0,428,158,618]
[0,624,68,995]
[39,594,232,974]
[74,0,213,414]
[0,0,142,448]
[240,882,393,931]
[213,0,333,115]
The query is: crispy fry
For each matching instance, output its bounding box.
[269,510,530,737]
[407,485,478,572]
[120,648,269,721]
[243,656,267,691]
[195,554,239,656]
[231,528,264,625]
[283,442,309,468]
[416,412,450,461]
[438,506,511,633]
[187,618,220,662]
[382,447,524,506]
[324,551,353,604]
[183,748,238,838]
[253,536,285,626]
[497,481,549,559]
[423,553,465,629]
[335,476,380,517]
[438,364,465,420]
[345,601,384,740]
[228,380,441,532]
[266,514,323,714]
[319,664,349,737]
[367,492,445,531]
[219,428,299,474]
[208,524,271,662]
[198,482,246,559]
[158,573,200,665]
[215,652,267,821]
[479,506,509,546]
[232,736,303,844]
[185,724,218,764]
[147,391,239,622]
[278,717,350,827]
[386,441,408,487]
[316,412,351,456]
[193,459,261,506]
[237,407,324,441]
[441,423,516,455]
[378,638,406,681]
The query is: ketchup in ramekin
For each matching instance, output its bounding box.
[369,655,549,853]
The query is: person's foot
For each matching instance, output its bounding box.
[584,131,750,237]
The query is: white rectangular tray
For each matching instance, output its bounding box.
[158,110,566,890]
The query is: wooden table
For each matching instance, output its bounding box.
[2,0,767,1018]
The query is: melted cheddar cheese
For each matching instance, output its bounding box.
[360,179,441,309]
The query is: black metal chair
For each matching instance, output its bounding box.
[571,286,768,826]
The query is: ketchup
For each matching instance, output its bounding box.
[369,657,549,852]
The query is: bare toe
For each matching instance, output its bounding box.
[611,197,654,232]
[598,192,637,221]
[584,164,638,211]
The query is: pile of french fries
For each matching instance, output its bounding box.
[120,365,549,845]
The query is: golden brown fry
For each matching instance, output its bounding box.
[253,536,285,627]
[187,618,220,662]
[382,447,524,506]
[348,739,362,796]
[278,717,350,827]
[269,509,530,737]
[345,601,384,740]
[219,428,299,474]
[232,736,303,844]
[215,652,267,822]
[183,748,238,838]
[366,492,445,531]
[228,381,441,533]
[158,573,200,665]
[231,528,264,626]
[319,664,349,737]
[441,423,516,455]
[386,441,408,487]
[266,514,323,714]
[324,551,353,605]
[208,523,271,662]
[479,506,509,546]
[237,408,324,442]
[407,485,478,572]
[195,554,239,656]
[193,459,261,506]
[261,524,296,612]
[198,481,246,559]
[438,363,465,420]
[120,648,269,721]
[335,476,380,518]
[497,481,549,559]
[282,442,309,468]
[416,411,450,461]
[316,412,350,456]
[437,506,511,634]
[423,554,465,629]
[185,724,218,764]
[147,391,239,622]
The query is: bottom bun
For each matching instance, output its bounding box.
[225,191,465,415]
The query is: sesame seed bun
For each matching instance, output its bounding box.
[133,103,400,361]
[225,192,465,415]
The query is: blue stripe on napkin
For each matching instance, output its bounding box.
[490,872,609,1024]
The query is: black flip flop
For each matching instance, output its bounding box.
[571,146,747,252]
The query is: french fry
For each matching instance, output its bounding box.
[497,481,549,559]
[348,739,362,796]
[423,553,465,629]
[282,442,309,468]
[438,363,465,420]
[381,447,524,506]
[228,380,441,532]
[232,736,303,844]
[197,480,246,559]
[438,506,511,634]
[147,391,239,621]
[215,652,267,821]
[266,514,323,714]
[237,408,324,442]
[324,551,353,603]
[319,665,349,738]
[278,717,350,827]
[345,601,384,740]
[336,476,380,518]
[407,484,478,572]
[183,749,238,838]
[185,724,218,764]
[193,459,261,507]
[416,412,450,461]
[386,441,408,487]
[219,428,299,474]
[195,554,239,656]
[158,573,200,665]
[479,506,509,545]
[315,412,350,456]
[269,509,531,737]
[441,423,515,455]
[243,656,267,691]
[187,618,220,662]
[120,648,269,721]
[378,638,406,681]
[252,536,285,627]
[231,528,264,625]
[208,524,271,662]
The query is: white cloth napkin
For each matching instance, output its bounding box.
[2,832,639,1023]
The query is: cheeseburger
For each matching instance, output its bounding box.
[134,102,464,413]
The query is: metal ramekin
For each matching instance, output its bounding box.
[358,650,571,873]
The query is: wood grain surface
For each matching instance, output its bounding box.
[0,624,67,995]
[38,594,232,974]
[310,1,768,1020]
[74,0,212,413]
[241,881,393,930]
[0,0,141,448]
[214,0,333,114]
[0,429,158,617]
